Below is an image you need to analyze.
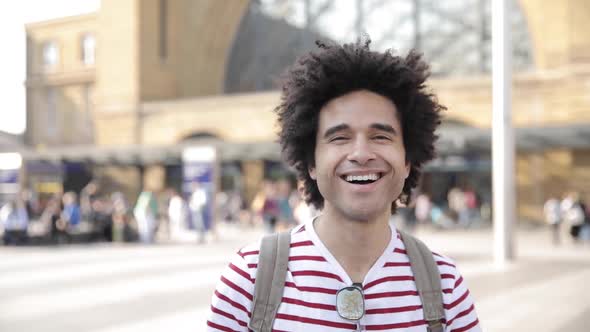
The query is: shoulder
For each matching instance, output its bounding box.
[235,240,262,269]
[430,251,463,287]
[235,223,310,275]
[397,231,462,284]
[239,223,308,258]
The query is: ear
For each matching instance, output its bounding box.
[404,161,411,179]
[309,166,317,180]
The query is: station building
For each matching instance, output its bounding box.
[14,0,590,223]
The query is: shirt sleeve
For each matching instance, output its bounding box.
[206,251,256,331]
[443,266,482,332]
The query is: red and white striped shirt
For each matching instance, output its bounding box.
[207,219,481,331]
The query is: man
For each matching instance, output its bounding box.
[1,198,29,245]
[133,190,158,243]
[189,182,208,243]
[62,192,81,231]
[207,38,481,331]
[543,196,562,245]
[168,189,188,240]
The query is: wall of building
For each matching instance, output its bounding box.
[520,0,590,69]
[432,67,590,129]
[137,0,249,101]
[517,149,590,222]
[25,14,97,148]
[94,0,250,146]
[138,68,590,146]
[24,0,590,222]
[94,0,142,146]
[136,0,178,101]
[140,91,279,144]
[26,14,98,76]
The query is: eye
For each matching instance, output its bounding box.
[329,136,348,142]
[373,135,392,141]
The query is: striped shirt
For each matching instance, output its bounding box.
[207,219,481,331]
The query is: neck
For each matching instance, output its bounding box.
[314,205,392,283]
[317,206,391,242]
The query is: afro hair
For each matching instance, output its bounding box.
[275,37,444,213]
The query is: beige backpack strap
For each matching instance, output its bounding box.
[248,231,291,332]
[399,230,445,332]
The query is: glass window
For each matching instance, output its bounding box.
[81,34,96,65]
[42,41,59,67]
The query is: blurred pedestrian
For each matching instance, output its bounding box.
[261,181,280,233]
[292,181,314,225]
[43,194,67,244]
[227,190,243,224]
[111,191,130,242]
[448,187,468,226]
[464,188,479,224]
[561,192,587,242]
[20,189,39,220]
[1,199,29,245]
[250,185,266,226]
[80,181,99,221]
[414,193,432,225]
[276,179,295,231]
[133,191,158,244]
[168,189,188,240]
[430,204,455,229]
[189,183,208,243]
[62,192,81,232]
[544,196,562,245]
[91,198,114,242]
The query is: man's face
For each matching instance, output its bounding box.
[309,90,410,222]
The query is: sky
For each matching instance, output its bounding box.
[0,0,101,134]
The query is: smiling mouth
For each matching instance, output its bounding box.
[340,173,383,185]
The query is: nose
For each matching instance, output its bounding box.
[346,137,376,165]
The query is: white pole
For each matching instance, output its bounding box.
[492,0,516,265]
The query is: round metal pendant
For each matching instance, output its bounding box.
[336,285,365,321]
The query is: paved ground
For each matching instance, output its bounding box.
[413,225,590,332]
[0,222,589,331]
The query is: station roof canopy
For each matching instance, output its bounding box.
[5,140,282,165]
[436,122,590,154]
[3,123,589,166]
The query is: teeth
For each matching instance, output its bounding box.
[345,173,380,182]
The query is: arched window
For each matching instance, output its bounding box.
[81,34,96,66]
[254,0,533,75]
[42,41,59,68]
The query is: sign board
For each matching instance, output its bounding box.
[182,146,217,231]
[0,153,22,204]
[25,160,63,194]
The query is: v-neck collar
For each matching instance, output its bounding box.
[305,216,399,287]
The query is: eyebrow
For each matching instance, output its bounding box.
[322,124,350,139]
[322,123,398,139]
[370,123,398,135]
